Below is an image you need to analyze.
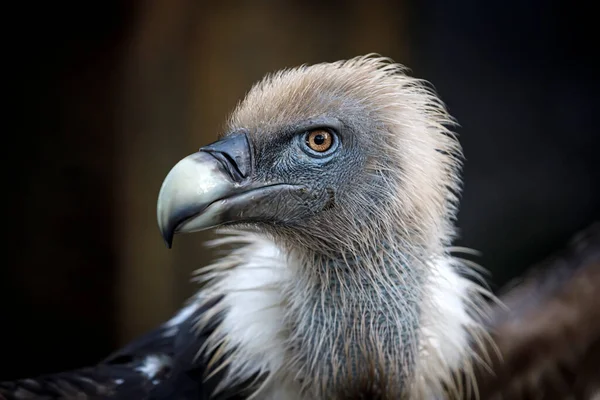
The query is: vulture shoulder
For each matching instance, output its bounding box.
[0,297,253,400]
[473,222,600,399]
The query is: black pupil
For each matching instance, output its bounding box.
[313,134,325,145]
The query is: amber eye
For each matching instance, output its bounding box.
[305,130,333,152]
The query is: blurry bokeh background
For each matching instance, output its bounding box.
[2,0,598,380]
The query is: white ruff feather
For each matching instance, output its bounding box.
[186,231,488,399]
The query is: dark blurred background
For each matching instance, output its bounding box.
[2,0,598,380]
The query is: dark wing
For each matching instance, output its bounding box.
[0,365,150,400]
[0,323,176,400]
[473,222,600,399]
[0,296,256,400]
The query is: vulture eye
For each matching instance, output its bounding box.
[305,129,335,153]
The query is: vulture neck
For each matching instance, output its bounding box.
[202,227,481,399]
[277,230,458,397]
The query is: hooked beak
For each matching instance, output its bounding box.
[157,133,300,248]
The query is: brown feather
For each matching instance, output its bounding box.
[472,222,600,399]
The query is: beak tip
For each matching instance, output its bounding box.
[164,236,173,249]
[159,223,174,249]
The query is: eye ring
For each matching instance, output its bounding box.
[305,129,334,153]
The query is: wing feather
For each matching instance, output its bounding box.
[473,222,600,399]
[0,295,254,400]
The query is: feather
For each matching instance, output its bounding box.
[0,296,255,400]
[471,222,600,399]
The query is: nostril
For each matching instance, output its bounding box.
[199,132,252,183]
[204,150,246,183]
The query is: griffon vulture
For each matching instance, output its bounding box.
[1,55,598,400]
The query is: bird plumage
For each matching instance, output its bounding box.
[180,55,489,398]
[1,55,598,400]
[472,222,600,399]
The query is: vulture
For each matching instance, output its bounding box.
[1,55,598,400]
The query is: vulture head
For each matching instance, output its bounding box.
[157,55,487,399]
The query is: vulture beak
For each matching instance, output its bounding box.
[157,133,298,248]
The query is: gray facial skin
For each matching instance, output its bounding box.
[156,117,370,248]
